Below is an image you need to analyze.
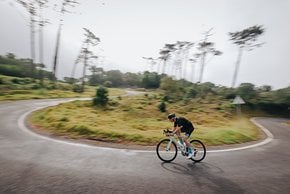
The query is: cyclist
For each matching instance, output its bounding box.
[168,113,195,159]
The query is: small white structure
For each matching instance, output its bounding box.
[232,95,245,116]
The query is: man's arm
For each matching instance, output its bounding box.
[172,125,182,135]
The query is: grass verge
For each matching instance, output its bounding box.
[28,93,261,147]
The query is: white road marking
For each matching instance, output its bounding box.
[17,100,274,154]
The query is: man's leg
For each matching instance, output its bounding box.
[184,135,191,148]
[184,130,194,158]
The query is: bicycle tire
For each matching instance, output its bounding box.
[156,139,177,162]
[190,139,206,162]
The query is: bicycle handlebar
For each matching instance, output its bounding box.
[163,129,173,136]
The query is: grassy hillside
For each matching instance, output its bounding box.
[29,92,261,146]
[0,75,125,100]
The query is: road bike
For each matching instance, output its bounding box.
[156,129,206,163]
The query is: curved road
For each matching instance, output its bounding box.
[0,99,290,193]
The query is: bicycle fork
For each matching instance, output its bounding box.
[166,139,173,151]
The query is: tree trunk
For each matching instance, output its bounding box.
[52,23,62,82]
[161,60,166,74]
[30,9,36,78]
[191,62,195,83]
[199,52,206,83]
[39,6,44,86]
[81,43,90,92]
[182,50,189,80]
[231,47,243,88]
[157,60,161,74]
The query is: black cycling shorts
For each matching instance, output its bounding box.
[182,126,194,138]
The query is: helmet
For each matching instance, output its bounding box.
[167,113,176,120]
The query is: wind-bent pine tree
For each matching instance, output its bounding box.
[189,58,197,83]
[36,0,49,62]
[75,28,100,92]
[229,25,265,88]
[142,57,157,72]
[16,0,37,76]
[52,0,79,82]
[172,41,187,79]
[35,0,49,85]
[181,42,194,80]
[196,28,222,83]
[158,44,175,75]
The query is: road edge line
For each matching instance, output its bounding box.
[207,117,274,153]
[18,101,274,153]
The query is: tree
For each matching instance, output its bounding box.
[172,41,194,80]
[236,83,257,101]
[88,67,104,86]
[52,0,79,82]
[16,0,37,75]
[189,58,197,83]
[75,28,100,92]
[6,53,16,59]
[195,28,222,83]
[142,57,157,72]
[35,0,48,64]
[258,85,272,92]
[158,44,175,74]
[160,76,177,92]
[123,72,141,87]
[105,70,123,87]
[229,25,265,87]
[141,71,161,88]
[36,0,49,86]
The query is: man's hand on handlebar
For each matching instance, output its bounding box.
[163,129,174,136]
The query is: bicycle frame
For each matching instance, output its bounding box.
[166,135,188,155]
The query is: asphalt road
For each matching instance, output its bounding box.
[0,99,290,194]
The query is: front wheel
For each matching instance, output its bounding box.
[190,140,206,162]
[156,139,177,162]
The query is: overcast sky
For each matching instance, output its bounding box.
[0,0,289,89]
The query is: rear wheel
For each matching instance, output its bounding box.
[156,139,177,162]
[190,140,206,162]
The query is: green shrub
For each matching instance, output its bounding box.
[186,87,197,98]
[158,101,166,112]
[11,78,23,84]
[30,84,41,89]
[93,86,109,106]
[103,81,112,88]
[72,84,83,93]
[162,95,169,102]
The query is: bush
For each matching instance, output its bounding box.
[158,101,166,112]
[30,83,41,89]
[11,78,23,84]
[72,84,83,93]
[103,81,112,88]
[162,95,169,102]
[186,87,197,98]
[93,86,109,107]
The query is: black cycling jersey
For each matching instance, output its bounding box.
[174,117,194,133]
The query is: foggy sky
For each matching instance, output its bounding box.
[0,0,289,89]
